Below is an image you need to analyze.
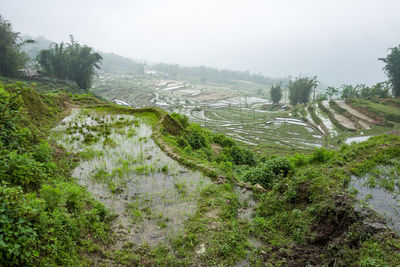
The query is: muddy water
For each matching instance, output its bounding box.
[350,173,400,233]
[313,104,337,136]
[235,187,263,267]
[345,135,371,144]
[53,110,211,247]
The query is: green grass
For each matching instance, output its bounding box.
[349,98,400,123]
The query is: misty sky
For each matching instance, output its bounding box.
[1,0,400,86]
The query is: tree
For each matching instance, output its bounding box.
[37,36,102,89]
[340,84,360,99]
[288,76,318,105]
[0,15,33,76]
[270,83,282,104]
[326,86,339,99]
[379,45,400,97]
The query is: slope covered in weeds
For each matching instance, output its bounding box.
[0,82,113,266]
[160,111,400,266]
[1,80,399,266]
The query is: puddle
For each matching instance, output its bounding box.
[113,99,131,107]
[236,187,257,221]
[345,135,372,144]
[350,174,400,233]
[269,117,308,126]
[52,109,211,247]
[235,187,263,267]
[314,105,337,136]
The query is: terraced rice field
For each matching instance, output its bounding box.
[92,74,399,153]
[51,109,211,247]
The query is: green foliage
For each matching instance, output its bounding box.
[241,157,292,188]
[0,184,39,265]
[360,82,390,98]
[340,84,360,99]
[0,82,33,150]
[289,153,309,167]
[187,124,207,149]
[213,133,235,148]
[228,146,256,166]
[32,141,53,163]
[326,86,339,99]
[379,44,400,97]
[0,151,48,189]
[153,62,282,85]
[339,83,389,99]
[0,16,31,77]
[0,81,113,266]
[171,112,189,128]
[270,83,282,104]
[37,35,102,89]
[288,76,318,105]
[310,147,335,163]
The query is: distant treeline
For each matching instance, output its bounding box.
[99,52,145,74]
[152,63,280,85]
[21,35,281,85]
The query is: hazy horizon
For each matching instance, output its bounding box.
[1,0,400,86]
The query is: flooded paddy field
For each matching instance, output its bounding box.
[177,105,323,152]
[51,109,211,247]
[91,74,400,155]
[93,74,324,154]
[349,161,400,233]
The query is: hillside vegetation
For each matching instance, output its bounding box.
[1,78,399,266]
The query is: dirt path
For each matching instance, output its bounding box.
[322,101,358,130]
[334,113,357,130]
[335,100,376,124]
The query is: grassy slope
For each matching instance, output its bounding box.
[155,111,400,266]
[0,79,114,266]
[80,99,400,266]
[2,77,400,266]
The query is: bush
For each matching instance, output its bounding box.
[241,166,276,188]
[310,147,334,163]
[241,157,292,188]
[176,136,189,148]
[213,133,235,148]
[0,151,48,189]
[32,141,53,163]
[229,146,256,166]
[171,112,189,128]
[187,124,207,149]
[264,157,292,177]
[215,152,231,164]
[0,183,39,265]
[289,153,309,167]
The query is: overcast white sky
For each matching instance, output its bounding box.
[1,0,399,86]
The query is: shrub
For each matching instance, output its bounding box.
[241,166,275,188]
[187,124,207,149]
[0,151,48,189]
[176,136,189,148]
[241,157,292,188]
[215,152,230,163]
[264,157,292,177]
[213,133,235,148]
[289,153,309,167]
[0,183,39,265]
[229,146,256,166]
[310,147,335,163]
[32,141,53,163]
[171,112,189,128]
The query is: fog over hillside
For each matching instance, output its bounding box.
[2,0,400,86]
